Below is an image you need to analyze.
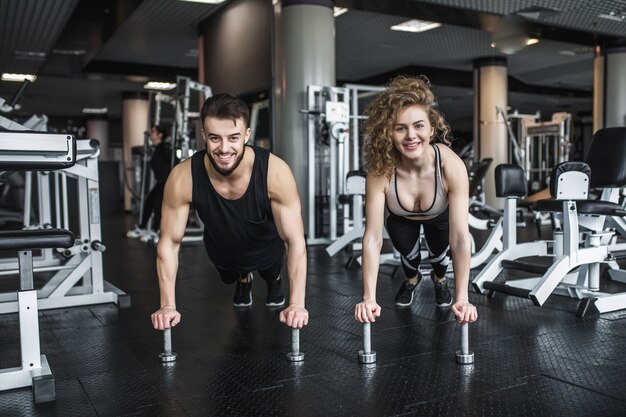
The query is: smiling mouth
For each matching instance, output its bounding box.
[215,153,234,163]
[404,142,422,150]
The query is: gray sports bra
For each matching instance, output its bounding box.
[385,144,448,221]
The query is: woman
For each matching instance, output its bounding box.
[354,76,477,325]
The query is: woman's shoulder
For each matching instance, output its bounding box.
[434,143,463,164]
[435,143,467,179]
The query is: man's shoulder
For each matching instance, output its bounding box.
[171,157,193,177]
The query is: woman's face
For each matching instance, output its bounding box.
[391,105,434,159]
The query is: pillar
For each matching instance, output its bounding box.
[593,41,626,132]
[473,57,508,209]
[86,117,110,160]
[275,0,335,233]
[121,91,149,211]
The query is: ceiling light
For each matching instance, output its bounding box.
[178,0,225,4]
[598,11,626,22]
[391,19,441,33]
[334,7,348,17]
[14,51,46,59]
[144,82,177,90]
[82,107,109,114]
[558,46,594,56]
[1,73,37,82]
[491,35,537,54]
[52,49,87,56]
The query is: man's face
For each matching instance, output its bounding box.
[202,117,250,176]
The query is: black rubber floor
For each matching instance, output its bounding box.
[1,214,626,416]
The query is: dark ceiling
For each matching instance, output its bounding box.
[1,0,625,132]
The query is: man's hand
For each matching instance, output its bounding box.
[151,306,181,330]
[279,304,309,329]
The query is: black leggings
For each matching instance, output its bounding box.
[216,256,284,284]
[140,182,165,231]
[385,210,451,279]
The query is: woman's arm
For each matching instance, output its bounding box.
[355,172,388,322]
[440,146,477,323]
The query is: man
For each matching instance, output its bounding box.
[151,94,308,331]
[127,125,172,242]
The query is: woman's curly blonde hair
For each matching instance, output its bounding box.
[362,75,452,179]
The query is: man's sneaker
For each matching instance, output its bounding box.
[432,275,453,307]
[126,225,146,238]
[233,273,253,307]
[265,277,285,307]
[395,276,420,307]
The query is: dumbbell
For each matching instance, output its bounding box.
[159,327,177,363]
[286,328,304,362]
[455,323,474,364]
[358,322,376,364]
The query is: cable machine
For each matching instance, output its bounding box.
[521,112,572,193]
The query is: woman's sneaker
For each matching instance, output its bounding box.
[265,277,285,307]
[233,273,253,307]
[395,275,421,307]
[432,275,452,307]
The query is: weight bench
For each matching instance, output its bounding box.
[0,229,74,403]
[473,127,626,316]
[0,131,76,403]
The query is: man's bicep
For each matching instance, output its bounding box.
[160,169,192,241]
[273,177,304,242]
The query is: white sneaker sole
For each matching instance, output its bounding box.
[265,298,285,307]
[395,292,414,307]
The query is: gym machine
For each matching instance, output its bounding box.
[249,99,270,147]
[0,131,130,313]
[133,77,212,244]
[0,131,76,403]
[521,112,571,193]
[171,77,212,244]
[302,85,352,245]
[324,84,384,256]
[473,128,626,316]
[171,76,212,162]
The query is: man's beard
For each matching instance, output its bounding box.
[206,146,246,176]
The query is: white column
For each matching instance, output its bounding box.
[86,117,109,160]
[121,92,149,211]
[275,0,335,233]
[473,57,508,210]
[593,44,626,131]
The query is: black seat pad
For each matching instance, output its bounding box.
[0,229,75,251]
[532,199,626,216]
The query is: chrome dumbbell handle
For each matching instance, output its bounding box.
[159,328,177,363]
[287,328,304,362]
[358,323,376,364]
[455,323,474,364]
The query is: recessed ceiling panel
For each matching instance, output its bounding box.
[95,0,220,68]
[0,0,79,74]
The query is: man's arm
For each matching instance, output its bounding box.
[441,147,477,323]
[267,154,308,328]
[151,159,192,330]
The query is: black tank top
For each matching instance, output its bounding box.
[191,146,284,273]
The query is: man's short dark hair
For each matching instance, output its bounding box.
[200,93,250,128]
